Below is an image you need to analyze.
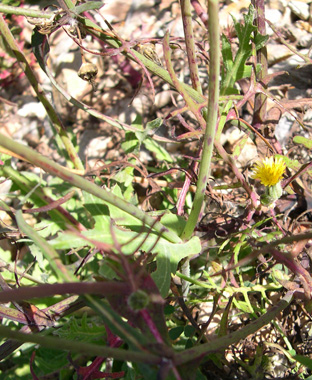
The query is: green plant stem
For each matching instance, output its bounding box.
[251,0,268,126]
[0,4,52,18]
[0,324,161,365]
[0,289,294,366]
[0,14,84,171]
[176,271,281,294]
[179,0,220,295]
[180,0,220,240]
[0,258,44,284]
[174,291,294,365]
[0,282,128,304]
[265,18,312,65]
[180,0,203,94]
[162,31,206,129]
[61,0,76,11]
[0,134,182,244]
[84,295,149,352]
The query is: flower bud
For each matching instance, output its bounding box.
[78,63,98,82]
[127,290,150,311]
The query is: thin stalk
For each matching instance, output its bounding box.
[0,134,182,244]
[251,0,268,127]
[0,5,52,18]
[0,14,84,171]
[63,0,207,102]
[174,291,294,365]
[180,0,203,94]
[61,0,76,11]
[0,324,161,365]
[84,295,148,352]
[162,31,206,129]
[191,0,208,25]
[180,0,220,240]
[0,258,44,284]
[265,18,312,65]
[0,282,128,303]
[127,50,207,105]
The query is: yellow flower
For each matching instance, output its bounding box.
[251,156,286,187]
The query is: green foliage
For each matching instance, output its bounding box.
[55,313,107,343]
[123,115,173,162]
[1,0,20,5]
[221,4,268,94]
[0,1,310,379]
[51,210,201,296]
[293,135,312,149]
[32,348,69,376]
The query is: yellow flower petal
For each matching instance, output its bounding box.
[251,156,286,187]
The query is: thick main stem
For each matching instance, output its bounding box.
[180,0,220,241]
[179,0,220,295]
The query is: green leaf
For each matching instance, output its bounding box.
[28,243,44,270]
[112,169,135,193]
[34,219,64,237]
[185,338,193,349]
[293,354,312,370]
[121,132,140,154]
[98,258,120,280]
[154,212,186,236]
[143,137,174,163]
[1,0,21,5]
[254,33,269,51]
[169,326,184,340]
[221,34,233,75]
[108,184,141,226]
[221,4,268,93]
[164,304,175,315]
[52,225,200,296]
[236,62,261,81]
[31,30,50,73]
[275,155,301,171]
[73,1,104,14]
[293,135,312,149]
[33,347,68,375]
[151,236,200,297]
[85,297,149,346]
[145,117,163,133]
[232,132,249,159]
[184,325,195,338]
[232,4,256,48]
[82,190,109,229]
[55,313,107,343]
[132,113,144,132]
